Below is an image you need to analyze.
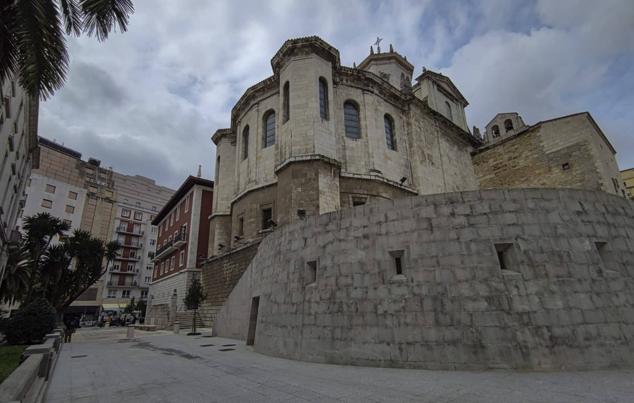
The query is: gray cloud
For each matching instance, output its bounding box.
[38,0,634,190]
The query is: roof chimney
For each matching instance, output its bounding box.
[197,164,202,178]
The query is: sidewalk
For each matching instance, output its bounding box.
[46,327,634,402]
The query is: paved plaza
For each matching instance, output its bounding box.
[46,327,634,403]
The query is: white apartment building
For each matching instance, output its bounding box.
[0,76,38,287]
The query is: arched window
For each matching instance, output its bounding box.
[263,110,276,148]
[282,82,290,123]
[444,101,453,121]
[343,101,361,139]
[215,156,220,182]
[504,119,514,132]
[319,77,328,120]
[384,114,396,151]
[242,125,249,160]
[492,125,500,138]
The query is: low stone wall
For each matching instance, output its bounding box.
[213,188,634,370]
[200,241,260,326]
[0,331,61,403]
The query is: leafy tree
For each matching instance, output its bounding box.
[4,298,56,345]
[0,213,120,316]
[0,0,134,99]
[183,277,206,335]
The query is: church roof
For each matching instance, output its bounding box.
[415,69,469,106]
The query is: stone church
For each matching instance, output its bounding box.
[209,36,480,256]
[200,36,634,371]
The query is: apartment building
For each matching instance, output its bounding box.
[103,173,173,311]
[0,77,38,287]
[21,137,174,317]
[146,176,213,327]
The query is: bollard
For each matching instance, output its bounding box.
[126,325,135,339]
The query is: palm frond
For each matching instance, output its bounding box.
[0,1,18,83]
[15,0,69,99]
[59,0,82,36]
[80,0,134,41]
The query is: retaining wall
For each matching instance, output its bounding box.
[213,188,634,370]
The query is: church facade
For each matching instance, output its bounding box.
[209,36,480,256]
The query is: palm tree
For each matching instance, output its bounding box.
[0,0,134,99]
[22,213,70,301]
[0,236,30,303]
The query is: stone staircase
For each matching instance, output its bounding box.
[175,310,207,330]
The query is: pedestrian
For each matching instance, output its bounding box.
[64,316,76,343]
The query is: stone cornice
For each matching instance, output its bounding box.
[271,36,340,74]
[211,128,234,145]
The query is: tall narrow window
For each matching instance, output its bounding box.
[344,101,361,139]
[384,114,396,151]
[306,260,317,285]
[444,101,452,121]
[504,119,514,132]
[389,250,404,275]
[215,156,220,182]
[242,125,249,160]
[263,110,276,148]
[492,125,500,137]
[261,207,273,229]
[282,82,290,123]
[319,77,329,120]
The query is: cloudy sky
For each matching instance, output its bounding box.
[40,0,634,189]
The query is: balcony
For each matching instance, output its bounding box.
[107,281,139,288]
[154,232,187,261]
[116,226,144,236]
[121,241,143,249]
[115,254,141,262]
[109,267,139,274]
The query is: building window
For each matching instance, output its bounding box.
[319,77,329,120]
[306,260,317,285]
[41,199,52,209]
[150,239,155,246]
[384,114,396,151]
[181,223,187,239]
[389,250,404,275]
[170,256,175,270]
[63,219,72,226]
[504,119,514,132]
[282,81,290,123]
[242,126,249,160]
[134,211,143,221]
[185,195,190,212]
[65,205,75,214]
[492,125,500,137]
[122,290,130,298]
[495,243,514,271]
[179,250,185,266]
[68,191,78,200]
[238,216,244,236]
[121,209,131,218]
[562,162,571,170]
[351,196,367,207]
[444,101,452,121]
[263,110,276,148]
[261,207,273,230]
[45,184,56,194]
[161,261,165,275]
[343,101,361,139]
[141,290,148,298]
[107,290,117,298]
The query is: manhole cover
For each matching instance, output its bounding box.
[71,354,87,358]
[200,344,215,347]
[221,344,236,347]
[218,348,235,352]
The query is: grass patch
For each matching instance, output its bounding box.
[0,345,27,383]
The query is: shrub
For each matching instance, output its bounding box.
[4,298,56,345]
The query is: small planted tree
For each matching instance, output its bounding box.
[183,277,206,335]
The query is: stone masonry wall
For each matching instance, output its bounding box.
[473,127,600,192]
[199,241,260,326]
[213,188,634,370]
